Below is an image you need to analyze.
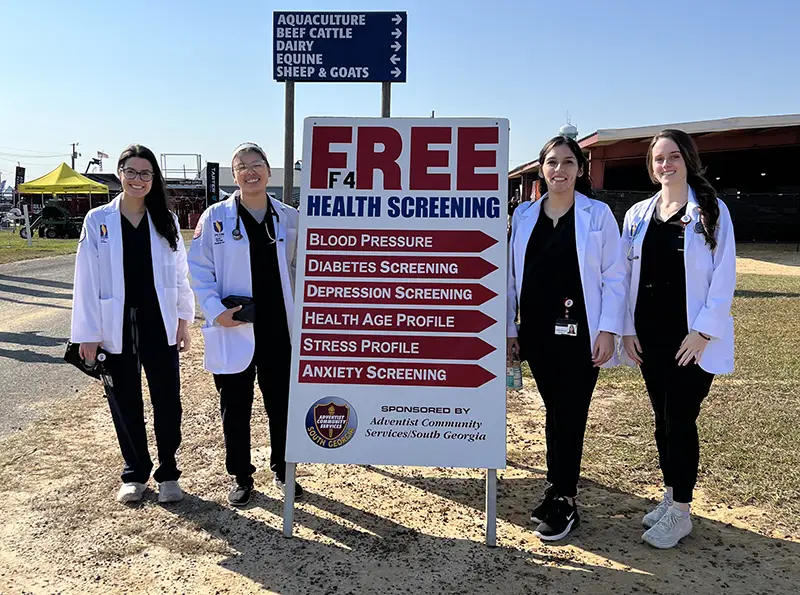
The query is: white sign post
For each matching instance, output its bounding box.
[284,117,509,546]
[22,205,33,247]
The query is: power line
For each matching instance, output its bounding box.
[0,152,69,160]
[0,145,69,155]
[0,156,65,166]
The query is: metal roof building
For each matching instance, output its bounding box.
[509,114,800,241]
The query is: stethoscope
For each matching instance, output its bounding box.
[627,220,643,261]
[627,198,699,261]
[231,196,281,244]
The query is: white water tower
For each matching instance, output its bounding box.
[559,122,578,140]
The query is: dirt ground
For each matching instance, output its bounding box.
[1,247,798,594]
[734,243,800,275]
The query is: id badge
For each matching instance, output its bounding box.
[555,318,579,337]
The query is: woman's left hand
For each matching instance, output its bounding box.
[592,331,615,367]
[176,319,192,353]
[676,330,709,366]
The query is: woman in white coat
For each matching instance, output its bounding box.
[71,144,194,504]
[621,129,736,549]
[188,143,301,507]
[507,135,626,541]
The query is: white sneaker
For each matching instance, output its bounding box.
[117,482,146,503]
[642,492,673,528]
[157,480,184,503]
[642,506,693,549]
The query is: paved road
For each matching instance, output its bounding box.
[0,254,90,437]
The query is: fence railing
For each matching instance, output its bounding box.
[596,190,800,243]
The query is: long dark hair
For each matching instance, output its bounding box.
[537,135,596,199]
[647,129,719,250]
[117,144,178,251]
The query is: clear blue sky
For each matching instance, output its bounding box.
[1,0,798,182]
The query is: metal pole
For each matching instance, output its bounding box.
[381,82,391,117]
[282,461,296,537]
[485,468,497,547]
[22,204,32,247]
[282,82,295,204]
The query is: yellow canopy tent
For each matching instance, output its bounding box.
[19,163,109,195]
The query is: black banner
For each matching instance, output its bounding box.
[14,166,25,190]
[206,162,219,206]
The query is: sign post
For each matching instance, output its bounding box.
[22,205,32,247]
[273,11,408,203]
[205,162,219,207]
[284,117,509,546]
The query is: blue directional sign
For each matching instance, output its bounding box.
[273,11,407,83]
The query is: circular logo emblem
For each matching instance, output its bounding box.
[564,298,574,308]
[305,397,358,449]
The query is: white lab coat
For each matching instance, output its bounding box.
[70,195,195,354]
[621,188,736,374]
[187,192,298,375]
[507,192,627,367]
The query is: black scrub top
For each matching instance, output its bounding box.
[121,213,167,346]
[239,204,290,353]
[635,205,689,349]
[518,204,589,358]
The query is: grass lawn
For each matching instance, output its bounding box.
[577,272,800,533]
[0,231,79,265]
[0,229,196,265]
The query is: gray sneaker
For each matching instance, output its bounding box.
[157,480,184,503]
[273,475,304,500]
[117,482,146,503]
[642,506,692,549]
[642,492,673,528]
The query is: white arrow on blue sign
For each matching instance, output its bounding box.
[273,11,408,83]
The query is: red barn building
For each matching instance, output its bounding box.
[509,114,800,241]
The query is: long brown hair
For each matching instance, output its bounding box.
[537,135,596,199]
[117,144,178,251]
[647,129,719,249]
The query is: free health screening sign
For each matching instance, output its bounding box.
[286,118,509,469]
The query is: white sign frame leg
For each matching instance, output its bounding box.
[282,463,498,546]
[485,468,497,547]
[282,461,296,537]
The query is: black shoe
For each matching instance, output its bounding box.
[227,483,253,507]
[533,496,579,541]
[530,485,556,524]
[274,475,304,500]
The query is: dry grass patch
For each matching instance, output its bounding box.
[582,273,800,536]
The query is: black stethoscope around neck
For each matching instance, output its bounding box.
[231,195,281,243]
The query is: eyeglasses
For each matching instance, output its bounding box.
[121,168,154,182]
[233,161,268,174]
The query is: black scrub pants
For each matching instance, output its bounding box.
[636,288,714,504]
[213,339,291,488]
[523,333,599,499]
[104,307,182,485]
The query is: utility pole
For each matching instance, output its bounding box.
[71,143,80,169]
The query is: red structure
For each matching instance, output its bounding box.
[509,114,800,241]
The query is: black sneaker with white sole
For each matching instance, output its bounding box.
[530,486,556,524]
[228,483,253,507]
[533,496,579,541]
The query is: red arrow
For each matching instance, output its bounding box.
[300,333,496,360]
[302,307,497,333]
[304,281,497,306]
[298,360,496,388]
[305,254,497,279]
[307,229,498,253]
